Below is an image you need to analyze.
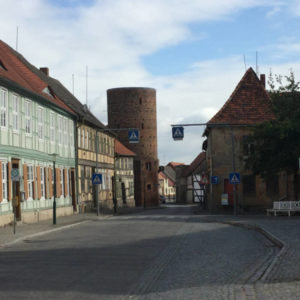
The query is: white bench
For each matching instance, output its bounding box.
[267,201,300,216]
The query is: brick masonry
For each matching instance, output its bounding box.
[107,87,159,206]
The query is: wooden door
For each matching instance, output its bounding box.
[224,179,234,206]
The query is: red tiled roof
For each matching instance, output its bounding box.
[182,152,206,177]
[115,139,136,156]
[208,68,274,125]
[158,171,175,186]
[167,161,186,170]
[0,40,75,115]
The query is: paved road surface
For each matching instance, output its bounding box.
[0,205,295,299]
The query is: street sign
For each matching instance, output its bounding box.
[128,129,139,143]
[92,173,102,185]
[200,175,209,185]
[229,172,240,184]
[211,176,219,184]
[172,126,184,140]
[11,168,19,182]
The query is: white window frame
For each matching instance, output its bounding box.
[40,166,45,199]
[78,127,81,148]
[37,106,43,140]
[27,165,34,200]
[25,100,32,134]
[60,168,64,198]
[0,88,8,129]
[1,161,7,203]
[69,120,74,147]
[50,113,55,143]
[12,94,19,131]
[63,118,68,146]
[86,130,89,150]
[82,129,85,148]
[58,116,62,145]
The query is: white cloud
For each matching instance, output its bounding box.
[0,0,298,165]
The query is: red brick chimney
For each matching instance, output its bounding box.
[40,67,49,76]
[260,74,265,88]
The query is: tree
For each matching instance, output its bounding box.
[245,70,300,200]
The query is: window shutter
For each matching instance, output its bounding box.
[44,168,48,199]
[49,168,53,198]
[56,168,61,197]
[8,162,11,201]
[23,164,28,200]
[0,163,2,202]
[37,166,41,199]
[64,169,68,197]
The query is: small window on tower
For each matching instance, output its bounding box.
[146,162,151,170]
[139,98,142,104]
[141,123,144,129]
[147,184,151,190]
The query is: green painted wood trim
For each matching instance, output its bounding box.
[0,145,75,166]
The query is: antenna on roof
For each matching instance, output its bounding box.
[72,74,74,95]
[16,26,19,51]
[86,65,88,105]
[243,54,247,71]
[256,51,259,76]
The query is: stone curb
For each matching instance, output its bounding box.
[0,220,91,248]
[219,220,286,282]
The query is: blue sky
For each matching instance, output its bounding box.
[0,0,300,165]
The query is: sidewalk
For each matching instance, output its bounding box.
[200,213,300,283]
[0,206,148,248]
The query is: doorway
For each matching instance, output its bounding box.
[12,159,21,220]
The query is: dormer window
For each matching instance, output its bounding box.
[42,86,53,97]
[0,60,7,71]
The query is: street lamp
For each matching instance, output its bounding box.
[51,153,58,225]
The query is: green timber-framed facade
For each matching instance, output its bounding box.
[0,40,76,226]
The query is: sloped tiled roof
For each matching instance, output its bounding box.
[167,161,185,169]
[115,139,136,156]
[158,171,175,186]
[208,68,274,125]
[182,152,206,177]
[0,40,75,115]
[1,40,110,131]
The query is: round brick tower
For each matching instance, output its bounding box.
[107,87,159,207]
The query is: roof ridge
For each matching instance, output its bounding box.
[207,67,273,125]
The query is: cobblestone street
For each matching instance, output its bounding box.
[0,205,300,299]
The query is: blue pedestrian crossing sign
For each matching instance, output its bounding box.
[128,129,139,143]
[229,173,240,184]
[92,173,102,185]
[172,126,184,140]
[211,176,219,184]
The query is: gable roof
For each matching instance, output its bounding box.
[115,139,136,156]
[0,40,75,115]
[167,161,185,170]
[208,68,274,125]
[182,151,206,177]
[1,40,111,132]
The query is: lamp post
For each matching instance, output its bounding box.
[51,153,58,225]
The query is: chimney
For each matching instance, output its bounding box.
[40,67,49,76]
[260,74,265,88]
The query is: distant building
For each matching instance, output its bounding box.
[114,139,136,207]
[182,152,207,205]
[158,171,175,203]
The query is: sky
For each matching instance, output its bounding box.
[1,0,300,165]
